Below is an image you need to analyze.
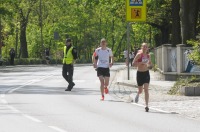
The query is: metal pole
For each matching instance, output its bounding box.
[15,28,18,58]
[127,22,130,80]
[39,0,44,58]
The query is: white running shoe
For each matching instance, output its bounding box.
[135,94,139,103]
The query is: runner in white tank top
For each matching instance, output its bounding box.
[92,38,114,101]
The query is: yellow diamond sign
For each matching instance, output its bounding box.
[126,0,146,22]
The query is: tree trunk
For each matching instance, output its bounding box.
[147,22,170,45]
[189,0,199,39]
[114,32,126,57]
[161,20,170,44]
[18,7,31,58]
[20,20,28,58]
[171,0,181,46]
[0,19,2,56]
[111,17,115,50]
[179,0,199,44]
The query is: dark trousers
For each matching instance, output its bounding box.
[10,57,14,65]
[62,64,74,86]
[130,58,133,66]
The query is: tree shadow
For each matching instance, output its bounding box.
[0,85,100,96]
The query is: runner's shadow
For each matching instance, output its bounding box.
[105,100,124,103]
[148,111,178,115]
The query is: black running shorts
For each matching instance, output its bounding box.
[97,67,110,77]
[136,70,150,86]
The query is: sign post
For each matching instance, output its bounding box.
[126,0,147,22]
[54,32,59,65]
[126,0,146,80]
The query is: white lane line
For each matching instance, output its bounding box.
[131,103,175,114]
[7,106,20,113]
[1,99,8,104]
[8,74,54,94]
[0,94,5,98]
[48,126,67,132]
[22,114,43,123]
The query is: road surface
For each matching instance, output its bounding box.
[0,65,199,132]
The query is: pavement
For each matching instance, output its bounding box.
[110,66,200,121]
[1,64,200,121]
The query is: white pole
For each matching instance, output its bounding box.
[127,22,130,80]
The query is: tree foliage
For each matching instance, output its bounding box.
[0,0,199,62]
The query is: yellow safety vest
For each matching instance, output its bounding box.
[63,46,74,64]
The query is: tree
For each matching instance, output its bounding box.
[179,0,200,44]
[147,0,172,46]
[171,0,181,46]
[12,0,37,58]
[0,0,12,56]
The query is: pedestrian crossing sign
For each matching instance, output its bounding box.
[131,8,142,19]
[126,0,146,22]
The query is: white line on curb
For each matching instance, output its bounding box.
[48,126,67,132]
[131,102,175,114]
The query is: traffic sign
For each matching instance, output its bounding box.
[54,32,59,40]
[126,0,146,22]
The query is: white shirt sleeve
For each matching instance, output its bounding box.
[109,49,113,57]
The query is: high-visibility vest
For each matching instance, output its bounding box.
[63,46,74,64]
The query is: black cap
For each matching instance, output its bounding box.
[66,38,71,42]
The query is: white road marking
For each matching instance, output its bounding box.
[8,74,54,94]
[0,94,5,98]
[48,126,67,132]
[1,99,43,122]
[131,103,175,114]
[7,106,20,113]
[1,99,8,104]
[22,114,43,123]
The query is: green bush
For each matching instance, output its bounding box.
[187,40,200,65]
[168,76,200,95]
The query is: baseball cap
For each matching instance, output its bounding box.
[66,38,71,42]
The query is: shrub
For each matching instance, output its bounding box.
[168,76,200,95]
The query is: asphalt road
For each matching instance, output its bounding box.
[0,65,200,132]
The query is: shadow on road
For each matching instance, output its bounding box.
[0,85,100,96]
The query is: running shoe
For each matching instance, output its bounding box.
[66,82,75,91]
[145,107,149,112]
[70,82,75,90]
[135,94,139,103]
[65,88,71,91]
[101,95,104,101]
[104,87,109,94]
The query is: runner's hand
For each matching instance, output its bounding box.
[109,63,113,68]
[93,63,97,68]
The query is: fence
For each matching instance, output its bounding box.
[154,44,200,80]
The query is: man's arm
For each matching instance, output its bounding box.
[132,53,141,67]
[92,51,97,68]
[72,48,78,60]
[109,56,114,67]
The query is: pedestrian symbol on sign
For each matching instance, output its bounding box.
[131,8,142,19]
[130,0,143,6]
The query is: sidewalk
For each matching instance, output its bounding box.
[110,67,200,121]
